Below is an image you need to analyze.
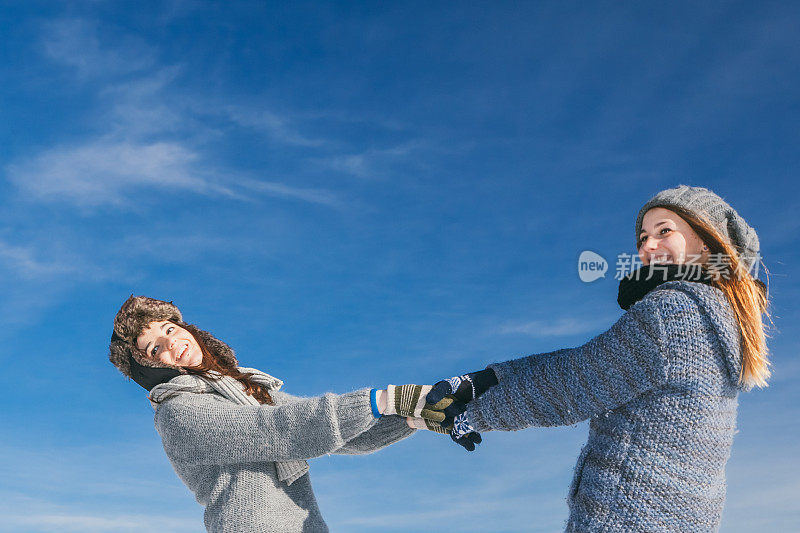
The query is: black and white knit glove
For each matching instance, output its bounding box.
[425,368,499,428]
[450,412,482,451]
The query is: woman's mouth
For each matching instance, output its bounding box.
[177,344,188,362]
[650,254,672,264]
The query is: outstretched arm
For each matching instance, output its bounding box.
[466,291,684,431]
[271,389,417,455]
[155,388,378,465]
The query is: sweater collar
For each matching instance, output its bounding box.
[617,263,713,311]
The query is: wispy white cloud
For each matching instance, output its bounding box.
[496,316,611,337]
[0,225,257,331]
[2,510,199,533]
[99,67,188,138]
[5,138,347,209]
[6,139,241,208]
[7,17,346,211]
[323,140,438,179]
[42,18,156,79]
[117,233,245,263]
[0,240,78,280]
[0,281,72,331]
[220,104,326,147]
[326,153,373,178]
[0,231,115,328]
[238,179,343,208]
[14,15,432,212]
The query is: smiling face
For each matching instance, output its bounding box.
[638,207,708,266]
[136,320,203,368]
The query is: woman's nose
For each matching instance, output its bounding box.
[641,236,657,250]
[165,336,178,352]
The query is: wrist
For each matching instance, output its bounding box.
[369,389,382,418]
[377,389,387,414]
[370,389,388,418]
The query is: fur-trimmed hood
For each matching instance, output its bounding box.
[108,295,238,380]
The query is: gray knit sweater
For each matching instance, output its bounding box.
[467,280,746,532]
[153,384,415,532]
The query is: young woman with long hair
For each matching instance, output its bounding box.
[420,185,771,531]
[108,296,453,532]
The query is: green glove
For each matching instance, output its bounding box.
[384,384,456,423]
[406,415,483,451]
[406,416,450,434]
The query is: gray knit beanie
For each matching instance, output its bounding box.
[635,185,761,275]
[109,295,238,379]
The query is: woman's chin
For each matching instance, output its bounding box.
[184,355,202,368]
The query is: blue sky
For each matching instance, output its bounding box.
[1,1,798,531]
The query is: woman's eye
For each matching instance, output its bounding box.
[660,228,672,235]
[166,326,174,334]
[152,345,159,356]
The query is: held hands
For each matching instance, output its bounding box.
[382,384,466,425]
[426,369,498,424]
[373,383,476,451]
[422,368,499,451]
[376,371,498,451]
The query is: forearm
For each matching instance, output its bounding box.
[467,350,588,431]
[157,388,378,465]
[333,415,416,455]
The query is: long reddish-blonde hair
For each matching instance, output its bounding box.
[662,205,772,389]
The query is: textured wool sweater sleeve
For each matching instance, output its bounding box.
[154,388,378,465]
[333,415,416,455]
[467,291,679,430]
[270,390,416,455]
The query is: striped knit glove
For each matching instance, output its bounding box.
[406,416,450,434]
[383,384,462,424]
[406,415,483,452]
